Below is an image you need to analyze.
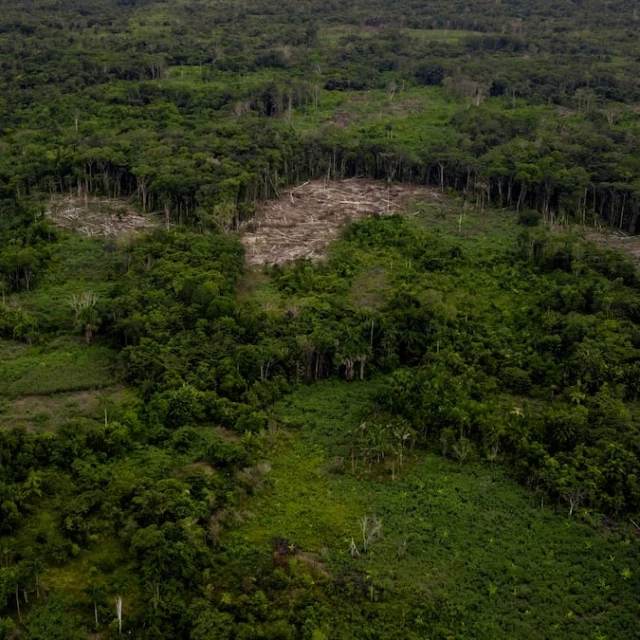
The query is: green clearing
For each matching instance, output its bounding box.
[0,387,128,432]
[403,28,485,43]
[0,338,116,398]
[230,380,639,639]
[10,233,121,329]
[319,27,483,47]
[291,87,457,136]
[0,233,121,419]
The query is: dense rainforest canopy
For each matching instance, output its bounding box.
[2,0,640,638]
[1,0,640,233]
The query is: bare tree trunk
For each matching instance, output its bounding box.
[517,186,526,212]
[344,359,355,381]
[620,191,627,230]
[116,595,123,634]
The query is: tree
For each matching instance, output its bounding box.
[84,566,105,629]
[69,291,100,344]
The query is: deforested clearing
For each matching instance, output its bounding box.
[242,179,446,265]
[584,228,640,266]
[46,195,160,238]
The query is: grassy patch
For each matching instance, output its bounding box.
[44,233,122,285]
[230,381,640,638]
[0,386,129,432]
[348,265,390,309]
[403,28,485,43]
[319,27,483,47]
[9,233,121,331]
[235,381,381,549]
[235,266,285,311]
[0,337,117,399]
[291,86,457,137]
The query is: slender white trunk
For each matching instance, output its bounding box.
[116,595,123,634]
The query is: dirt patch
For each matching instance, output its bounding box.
[46,195,160,238]
[242,179,444,265]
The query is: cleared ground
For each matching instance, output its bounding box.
[46,195,160,238]
[583,228,640,265]
[242,179,447,265]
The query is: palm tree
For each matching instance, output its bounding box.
[69,291,100,343]
[21,470,43,501]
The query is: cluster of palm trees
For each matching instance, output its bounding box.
[350,418,414,478]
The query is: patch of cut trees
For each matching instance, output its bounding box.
[46,195,159,238]
[242,179,442,265]
[583,229,640,266]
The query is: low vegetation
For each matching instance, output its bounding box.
[2,188,640,637]
[2,0,640,636]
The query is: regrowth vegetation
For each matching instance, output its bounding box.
[2,201,640,637]
[2,0,640,637]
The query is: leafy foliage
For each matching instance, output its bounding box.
[2,0,640,636]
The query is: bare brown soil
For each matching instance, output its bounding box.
[242,179,444,265]
[46,195,160,238]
